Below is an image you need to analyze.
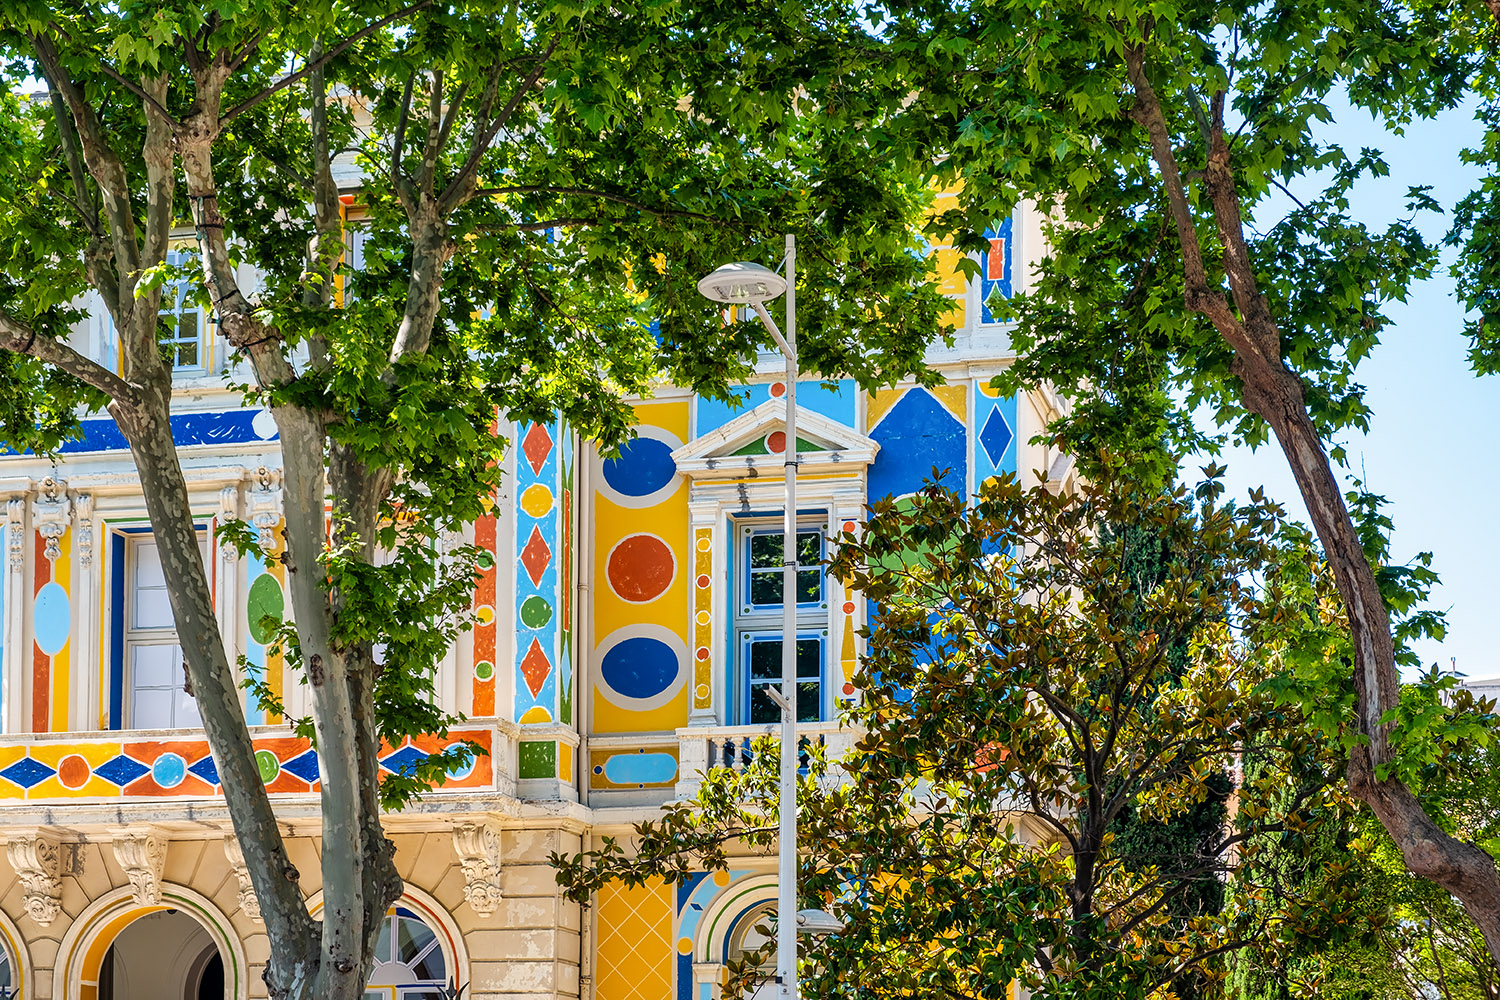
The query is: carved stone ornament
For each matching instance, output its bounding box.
[72,492,94,569]
[452,820,504,916]
[223,834,262,923]
[112,827,168,906]
[5,498,22,573]
[31,477,69,563]
[7,833,62,926]
[245,466,283,550]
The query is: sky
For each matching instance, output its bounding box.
[1195,97,1497,680]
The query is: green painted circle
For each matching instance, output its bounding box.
[520,596,554,629]
[475,660,495,681]
[256,749,280,783]
[247,574,285,645]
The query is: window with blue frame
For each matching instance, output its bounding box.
[733,519,828,724]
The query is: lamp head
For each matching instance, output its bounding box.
[696,261,786,305]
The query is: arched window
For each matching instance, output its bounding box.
[0,937,14,998]
[365,906,449,999]
[727,904,778,971]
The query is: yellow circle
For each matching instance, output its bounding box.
[696,536,712,552]
[678,937,695,955]
[520,483,555,518]
[713,870,730,886]
[977,379,1002,398]
[694,684,711,699]
[696,610,711,625]
[475,605,495,626]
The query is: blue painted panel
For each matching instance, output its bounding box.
[603,751,678,785]
[3,408,278,456]
[33,582,70,656]
[109,532,125,730]
[980,216,1014,325]
[867,388,967,502]
[695,379,855,437]
[974,391,1019,486]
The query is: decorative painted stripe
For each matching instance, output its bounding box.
[692,528,713,711]
[2,408,279,456]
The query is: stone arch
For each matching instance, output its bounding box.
[695,874,778,965]
[51,883,247,1000]
[0,904,35,998]
[303,883,470,989]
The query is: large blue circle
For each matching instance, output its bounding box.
[32,582,71,656]
[601,437,676,498]
[599,636,680,700]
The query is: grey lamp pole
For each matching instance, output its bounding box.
[697,235,800,1000]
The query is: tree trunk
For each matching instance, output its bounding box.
[1121,45,1500,968]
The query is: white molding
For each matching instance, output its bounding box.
[670,400,878,482]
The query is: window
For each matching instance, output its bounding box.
[158,249,205,372]
[364,906,448,1000]
[734,519,828,724]
[124,535,206,730]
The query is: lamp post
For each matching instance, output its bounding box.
[697,235,800,1000]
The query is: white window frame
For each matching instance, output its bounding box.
[732,515,829,725]
[158,249,209,375]
[123,533,207,731]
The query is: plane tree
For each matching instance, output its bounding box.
[0,1,946,996]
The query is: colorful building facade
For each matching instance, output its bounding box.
[0,206,1060,1000]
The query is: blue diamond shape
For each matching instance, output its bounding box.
[979,407,1014,467]
[381,745,429,777]
[281,750,321,784]
[188,755,220,786]
[0,756,56,790]
[95,755,150,787]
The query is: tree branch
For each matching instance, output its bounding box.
[475,184,718,222]
[0,312,135,400]
[218,0,434,126]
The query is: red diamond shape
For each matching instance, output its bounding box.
[522,423,553,475]
[520,638,552,697]
[520,527,551,586]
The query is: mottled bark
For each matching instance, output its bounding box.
[1123,43,1500,968]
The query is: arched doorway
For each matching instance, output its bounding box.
[95,909,226,1000]
[53,885,246,1000]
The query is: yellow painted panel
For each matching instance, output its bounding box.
[933,246,968,298]
[596,879,673,1000]
[866,387,906,433]
[930,384,968,423]
[592,686,690,736]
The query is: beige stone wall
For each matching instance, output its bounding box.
[0,821,584,1000]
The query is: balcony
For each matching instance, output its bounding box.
[673,722,857,800]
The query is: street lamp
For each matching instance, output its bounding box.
[698,236,802,1000]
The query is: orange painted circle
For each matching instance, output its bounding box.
[606,534,676,603]
[770,382,786,398]
[842,601,856,614]
[842,520,857,533]
[695,647,711,661]
[696,574,711,589]
[767,431,786,454]
[58,754,91,790]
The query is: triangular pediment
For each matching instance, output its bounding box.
[671,399,878,480]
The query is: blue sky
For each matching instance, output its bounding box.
[1199,97,1495,679]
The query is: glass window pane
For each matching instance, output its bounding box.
[795,569,821,604]
[748,684,780,724]
[796,681,820,721]
[795,639,821,678]
[132,644,176,688]
[749,640,781,680]
[749,572,782,606]
[133,539,165,588]
[396,917,436,962]
[796,531,821,565]
[749,533,782,569]
[176,687,203,729]
[375,915,393,962]
[131,687,173,730]
[133,586,173,629]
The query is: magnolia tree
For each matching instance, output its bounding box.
[0,2,946,995]
[555,472,1381,999]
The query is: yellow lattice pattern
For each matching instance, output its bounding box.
[596,879,673,1000]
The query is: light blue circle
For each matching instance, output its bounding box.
[446,753,476,781]
[152,752,187,789]
[32,582,71,656]
[603,752,678,786]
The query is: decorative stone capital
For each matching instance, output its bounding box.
[245,466,283,550]
[452,820,504,916]
[7,833,62,926]
[72,492,94,569]
[112,827,168,906]
[223,834,262,923]
[5,498,23,573]
[31,477,69,563]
